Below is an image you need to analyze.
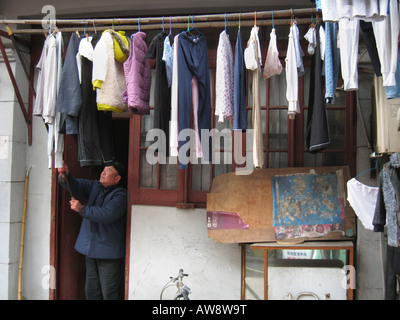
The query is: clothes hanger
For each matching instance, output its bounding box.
[168,16,172,37]
[131,18,141,39]
[186,15,200,36]
[272,10,275,29]
[310,15,315,28]
[224,13,228,35]
[355,158,379,180]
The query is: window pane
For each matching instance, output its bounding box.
[327,109,345,149]
[303,152,323,167]
[269,70,287,107]
[325,152,345,166]
[140,150,157,188]
[192,163,211,191]
[268,152,288,168]
[141,110,154,147]
[160,163,178,190]
[245,245,264,300]
[269,109,288,149]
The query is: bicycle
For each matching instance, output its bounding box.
[160,269,191,300]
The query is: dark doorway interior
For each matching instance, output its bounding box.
[54,117,130,300]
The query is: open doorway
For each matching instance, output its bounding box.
[51,117,130,300]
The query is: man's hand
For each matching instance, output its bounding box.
[70,199,83,213]
[57,161,69,176]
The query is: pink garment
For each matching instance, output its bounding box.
[191,76,203,158]
[263,28,283,79]
[122,32,152,114]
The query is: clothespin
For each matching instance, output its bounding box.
[224,13,227,33]
[238,12,241,30]
[162,16,165,32]
[112,18,115,31]
[138,17,141,32]
[254,11,257,26]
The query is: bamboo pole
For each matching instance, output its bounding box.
[2,8,317,34]
[18,169,30,300]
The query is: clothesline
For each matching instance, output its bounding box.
[2,8,317,34]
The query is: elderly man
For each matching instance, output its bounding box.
[58,161,127,300]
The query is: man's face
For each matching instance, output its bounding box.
[99,166,121,187]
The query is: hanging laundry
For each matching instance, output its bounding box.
[77,33,108,167]
[385,58,400,99]
[52,31,64,169]
[304,25,316,55]
[244,25,263,169]
[263,28,282,79]
[55,32,82,135]
[170,33,180,158]
[347,178,379,231]
[292,21,305,77]
[321,0,388,22]
[360,20,381,77]
[146,31,171,155]
[233,28,247,131]
[373,154,400,246]
[33,33,57,125]
[285,24,300,119]
[92,30,127,113]
[123,31,152,115]
[324,22,340,104]
[321,0,391,90]
[176,31,212,169]
[215,30,234,123]
[34,31,64,168]
[306,22,330,153]
[373,153,400,300]
[372,0,399,87]
[162,35,174,88]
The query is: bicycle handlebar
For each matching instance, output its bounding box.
[170,269,189,281]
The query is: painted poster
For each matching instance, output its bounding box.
[271,173,344,239]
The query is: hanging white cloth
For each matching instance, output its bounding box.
[347,178,379,231]
[286,25,300,119]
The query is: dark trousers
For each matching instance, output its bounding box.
[85,257,124,300]
[177,32,211,168]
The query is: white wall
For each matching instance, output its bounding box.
[0,43,52,300]
[129,205,242,300]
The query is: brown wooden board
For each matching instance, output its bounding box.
[207,166,356,243]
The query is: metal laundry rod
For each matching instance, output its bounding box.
[2,7,317,34]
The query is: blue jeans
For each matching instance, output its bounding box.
[85,257,124,300]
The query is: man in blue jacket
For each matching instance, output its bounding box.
[58,161,127,300]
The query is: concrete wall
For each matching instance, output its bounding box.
[0,47,28,299]
[129,205,242,300]
[354,67,385,300]
[0,43,51,300]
